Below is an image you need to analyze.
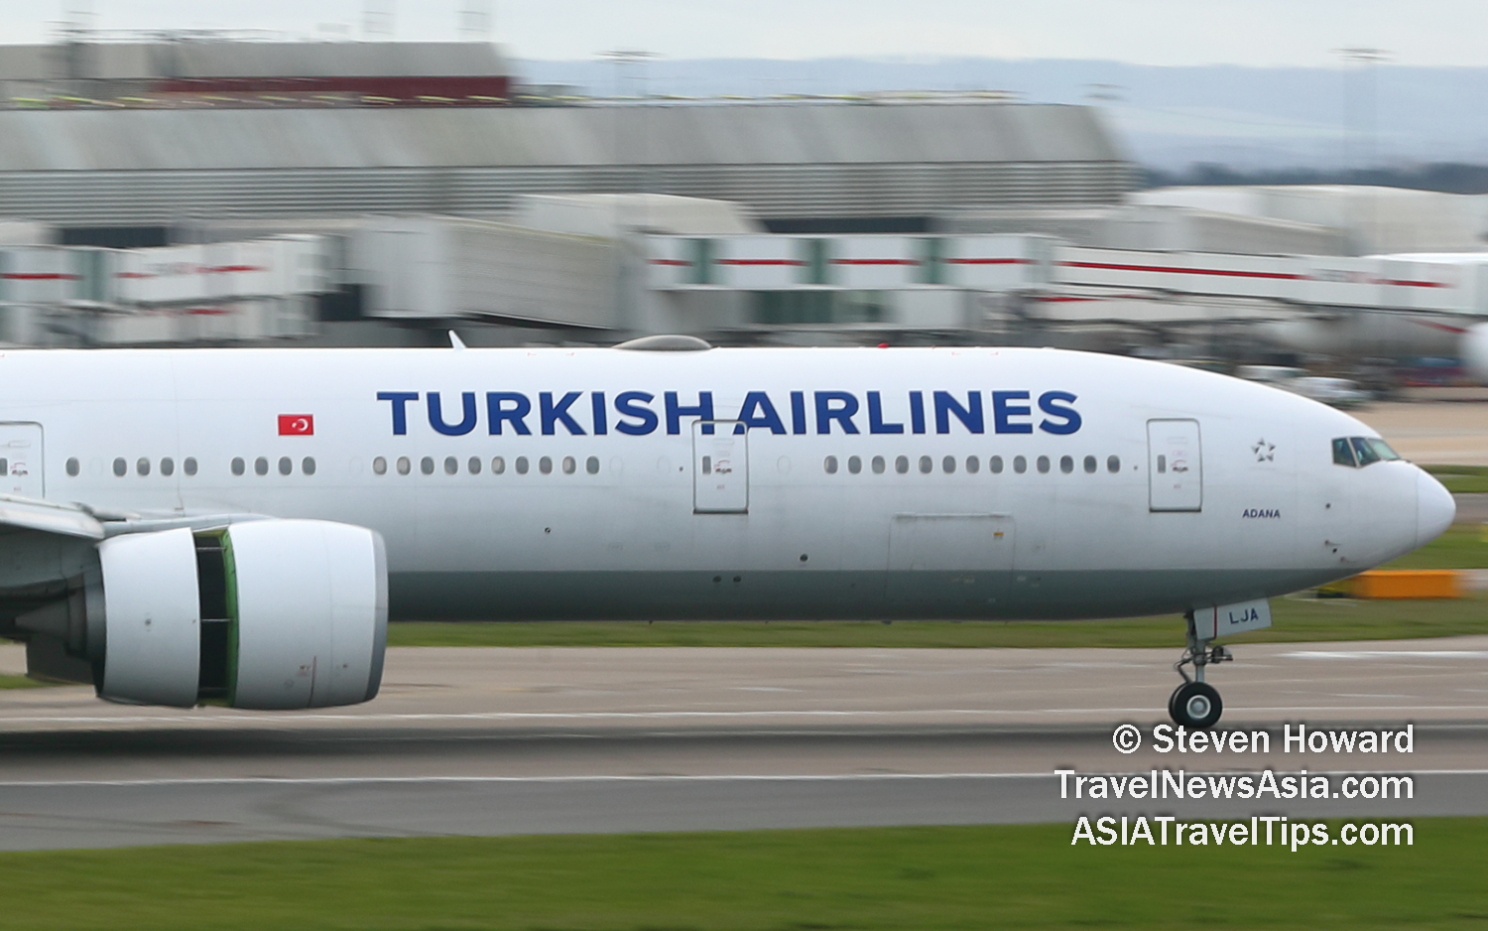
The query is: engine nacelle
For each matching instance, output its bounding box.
[95,520,387,710]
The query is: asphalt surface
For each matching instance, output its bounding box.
[2,639,1486,850]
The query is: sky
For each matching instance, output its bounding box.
[3,0,1488,68]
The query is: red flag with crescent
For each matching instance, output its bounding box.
[278,414,314,436]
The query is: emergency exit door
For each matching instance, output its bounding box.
[0,423,44,499]
[1147,419,1202,512]
[693,421,748,513]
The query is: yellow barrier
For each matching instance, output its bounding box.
[1346,570,1465,600]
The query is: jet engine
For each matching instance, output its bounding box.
[22,520,387,710]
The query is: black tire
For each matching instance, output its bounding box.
[1169,681,1222,729]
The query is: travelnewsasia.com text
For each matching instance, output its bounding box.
[1056,768,1413,801]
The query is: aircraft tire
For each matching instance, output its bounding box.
[1169,681,1222,729]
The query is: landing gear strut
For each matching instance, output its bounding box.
[1169,610,1232,729]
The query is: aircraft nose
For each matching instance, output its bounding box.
[1416,467,1456,548]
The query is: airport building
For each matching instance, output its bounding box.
[0,38,1486,365]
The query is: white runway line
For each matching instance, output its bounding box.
[1283,650,1488,660]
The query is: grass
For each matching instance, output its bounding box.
[0,821,1482,931]
[1379,523,1488,570]
[0,673,49,690]
[1424,464,1488,495]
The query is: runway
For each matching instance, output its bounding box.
[2,639,1487,850]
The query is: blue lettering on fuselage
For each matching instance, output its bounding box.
[377,390,1083,437]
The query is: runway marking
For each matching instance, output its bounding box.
[3,704,1488,728]
[1283,650,1488,660]
[5,770,1488,789]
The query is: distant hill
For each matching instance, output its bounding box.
[517,57,1488,175]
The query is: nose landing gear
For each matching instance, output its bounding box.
[1170,609,1232,729]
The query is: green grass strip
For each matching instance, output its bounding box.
[1379,524,1488,570]
[0,673,50,689]
[0,821,1482,931]
[1424,464,1488,494]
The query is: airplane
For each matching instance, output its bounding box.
[0,340,1455,729]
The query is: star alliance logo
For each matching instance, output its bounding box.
[1252,438,1275,462]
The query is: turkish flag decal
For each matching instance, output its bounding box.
[278,414,315,436]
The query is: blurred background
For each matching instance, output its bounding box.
[0,1,1487,397]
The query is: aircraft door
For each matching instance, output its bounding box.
[0,423,44,499]
[1147,419,1202,512]
[693,421,748,514]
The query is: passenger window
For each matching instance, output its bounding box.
[824,456,838,474]
[990,455,1004,474]
[1107,455,1120,474]
[563,456,576,475]
[279,457,292,476]
[847,455,862,474]
[255,457,269,476]
[895,455,909,474]
[515,456,529,475]
[161,457,175,477]
[469,456,482,475]
[586,456,600,475]
[1037,455,1050,474]
[1157,454,1167,474]
[137,457,151,476]
[231,457,245,476]
[539,456,553,475]
[918,455,932,474]
[942,455,956,474]
[1350,437,1380,467]
[492,456,506,474]
[420,456,434,475]
[871,455,885,474]
[1013,455,1027,474]
[966,456,979,474]
[302,457,316,476]
[396,456,411,475]
[444,456,458,475]
[1083,455,1097,474]
[373,456,388,475]
[184,457,198,476]
[1060,455,1073,474]
[1332,438,1357,468]
[66,457,79,477]
[1,458,11,477]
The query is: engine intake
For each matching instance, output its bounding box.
[94,520,387,709]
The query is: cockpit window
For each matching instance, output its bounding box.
[1334,436,1402,468]
[1351,436,1380,466]
[1366,437,1401,461]
[1332,437,1357,467]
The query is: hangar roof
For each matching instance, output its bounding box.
[0,102,1122,172]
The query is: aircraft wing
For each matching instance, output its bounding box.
[0,494,106,540]
[0,493,270,542]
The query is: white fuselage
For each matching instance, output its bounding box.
[0,346,1452,620]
